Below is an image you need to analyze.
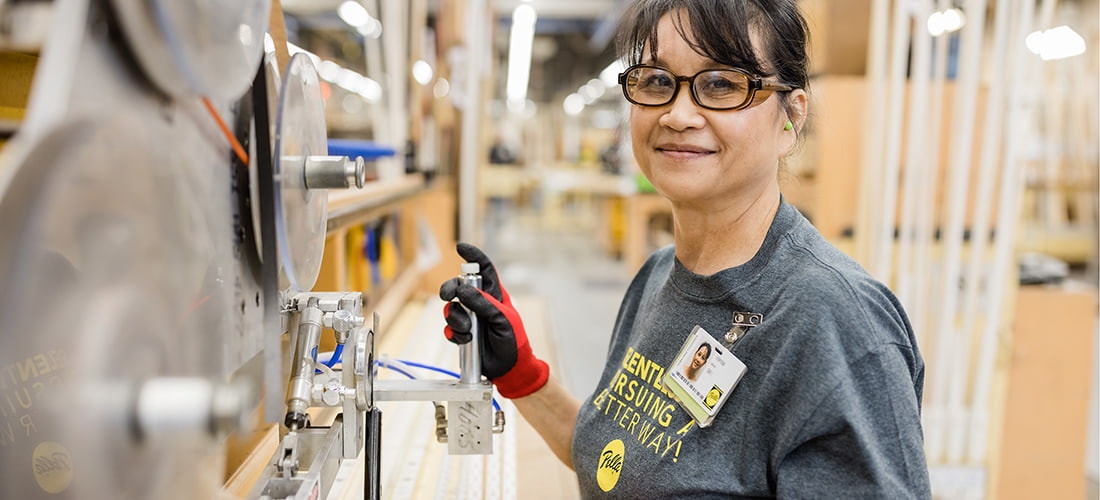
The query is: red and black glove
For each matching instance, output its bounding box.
[439,243,549,398]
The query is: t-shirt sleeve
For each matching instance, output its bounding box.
[776,344,931,498]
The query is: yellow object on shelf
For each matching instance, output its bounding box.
[378,215,399,282]
[346,224,366,293]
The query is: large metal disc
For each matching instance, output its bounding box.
[109,0,270,101]
[0,114,218,498]
[273,53,329,292]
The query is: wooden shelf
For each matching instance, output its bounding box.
[326,173,425,233]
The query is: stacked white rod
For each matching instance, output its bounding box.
[967,0,1040,465]
[855,0,891,266]
[871,0,915,282]
[924,0,988,464]
[911,0,954,352]
[894,0,934,313]
[953,0,1012,465]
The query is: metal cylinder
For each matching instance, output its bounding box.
[303,155,366,189]
[286,298,324,429]
[134,377,249,438]
[458,263,482,385]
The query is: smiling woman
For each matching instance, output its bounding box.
[438,0,932,498]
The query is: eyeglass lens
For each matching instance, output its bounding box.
[624,66,752,109]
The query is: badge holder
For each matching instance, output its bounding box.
[661,325,748,428]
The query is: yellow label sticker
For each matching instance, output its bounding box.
[596,439,624,492]
[32,441,73,494]
[704,386,723,409]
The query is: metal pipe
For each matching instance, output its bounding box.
[285,297,323,429]
[459,263,483,385]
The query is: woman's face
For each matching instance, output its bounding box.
[629,11,799,207]
[691,346,709,369]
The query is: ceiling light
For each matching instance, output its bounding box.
[927,8,965,37]
[563,93,584,116]
[433,78,450,98]
[599,59,626,87]
[412,60,433,85]
[1027,25,1086,61]
[338,0,369,28]
[506,5,538,110]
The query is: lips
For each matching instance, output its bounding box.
[655,143,715,154]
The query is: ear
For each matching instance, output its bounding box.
[786,88,808,132]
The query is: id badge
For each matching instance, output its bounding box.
[661,325,747,427]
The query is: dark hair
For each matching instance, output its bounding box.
[696,342,712,361]
[615,0,810,111]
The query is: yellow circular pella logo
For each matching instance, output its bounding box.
[32,441,73,494]
[704,386,723,409]
[596,439,624,492]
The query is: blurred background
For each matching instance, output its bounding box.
[0,0,1096,498]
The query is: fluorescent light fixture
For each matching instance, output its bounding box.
[563,93,585,116]
[506,4,537,111]
[599,59,626,87]
[1026,25,1087,61]
[338,1,369,28]
[412,60,433,85]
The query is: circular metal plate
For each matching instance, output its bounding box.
[273,53,329,292]
[354,326,375,411]
[0,114,217,498]
[109,0,270,101]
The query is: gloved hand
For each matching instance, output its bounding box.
[439,243,549,398]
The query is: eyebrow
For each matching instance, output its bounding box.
[643,57,736,73]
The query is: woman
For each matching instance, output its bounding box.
[439,0,930,496]
[683,342,711,382]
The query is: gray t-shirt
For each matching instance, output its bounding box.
[571,200,931,498]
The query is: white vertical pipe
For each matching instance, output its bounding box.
[942,0,990,464]
[363,0,389,163]
[856,0,892,265]
[502,400,518,500]
[926,0,987,463]
[873,0,914,282]
[967,0,1038,464]
[911,0,953,351]
[459,0,488,244]
[955,0,1012,464]
[380,1,410,180]
[895,0,934,310]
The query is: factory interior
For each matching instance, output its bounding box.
[0,0,1097,498]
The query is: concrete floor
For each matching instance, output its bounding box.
[482,204,631,401]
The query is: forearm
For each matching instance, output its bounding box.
[512,376,581,469]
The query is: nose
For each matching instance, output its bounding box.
[658,81,706,131]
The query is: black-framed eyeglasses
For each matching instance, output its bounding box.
[618,64,794,111]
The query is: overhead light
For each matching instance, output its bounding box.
[927,8,965,37]
[358,17,382,39]
[412,60,433,85]
[433,78,450,98]
[563,93,584,116]
[338,0,369,27]
[506,4,537,111]
[579,83,601,104]
[599,59,625,87]
[1026,25,1086,61]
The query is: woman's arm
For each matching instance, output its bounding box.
[512,376,581,469]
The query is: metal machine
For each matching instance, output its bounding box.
[0,1,500,498]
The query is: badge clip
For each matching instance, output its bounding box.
[724,312,763,344]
